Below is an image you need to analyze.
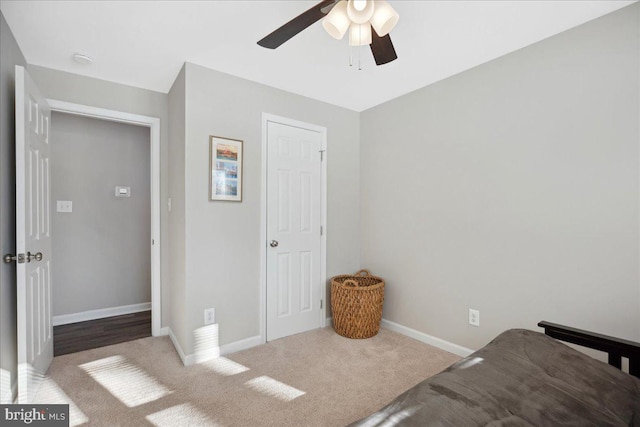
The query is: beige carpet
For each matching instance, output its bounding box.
[34,327,460,427]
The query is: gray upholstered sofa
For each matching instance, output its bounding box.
[349,322,640,426]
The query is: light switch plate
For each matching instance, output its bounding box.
[115,186,131,197]
[56,200,72,213]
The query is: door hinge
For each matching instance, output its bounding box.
[320,225,323,236]
[152,239,155,245]
[320,299,323,309]
[319,150,325,161]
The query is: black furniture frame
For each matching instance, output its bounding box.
[538,320,640,378]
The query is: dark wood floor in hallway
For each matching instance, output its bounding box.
[53,310,151,356]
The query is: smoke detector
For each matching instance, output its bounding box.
[72,53,93,65]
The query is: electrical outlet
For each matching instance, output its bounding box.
[56,200,72,213]
[204,308,216,325]
[468,309,480,327]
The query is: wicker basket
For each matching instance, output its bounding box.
[331,269,385,339]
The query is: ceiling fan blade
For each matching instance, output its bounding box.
[258,0,337,49]
[369,28,398,66]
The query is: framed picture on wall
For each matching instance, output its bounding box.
[209,135,243,202]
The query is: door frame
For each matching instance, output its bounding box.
[46,99,162,336]
[260,113,327,343]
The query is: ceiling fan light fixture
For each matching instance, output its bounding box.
[370,0,399,37]
[347,0,374,24]
[322,0,350,40]
[348,23,372,46]
[257,0,398,67]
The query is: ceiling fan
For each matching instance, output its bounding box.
[257,0,399,66]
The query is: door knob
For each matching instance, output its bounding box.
[26,251,43,262]
[3,253,25,264]
[269,240,279,248]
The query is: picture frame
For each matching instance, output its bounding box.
[209,135,243,202]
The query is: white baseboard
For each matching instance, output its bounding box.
[165,319,470,368]
[167,327,190,366]
[220,335,262,356]
[380,318,474,357]
[166,326,262,367]
[325,317,332,327]
[53,302,151,326]
[158,326,169,337]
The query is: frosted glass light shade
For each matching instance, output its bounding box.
[370,0,399,36]
[347,0,374,24]
[322,1,350,40]
[348,23,372,46]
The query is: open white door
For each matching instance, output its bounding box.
[266,120,323,341]
[15,65,53,403]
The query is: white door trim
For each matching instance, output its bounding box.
[260,113,327,343]
[46,99,162,337]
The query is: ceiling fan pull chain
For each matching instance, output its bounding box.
[358,46,362,71]
[358,25,362,70]
[358,25,362,71]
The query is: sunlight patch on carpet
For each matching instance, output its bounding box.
[202,357,249,376]
[34,377,88,427]
[146,403,220,427]
[245,376,305,401]
[79,355,172,407]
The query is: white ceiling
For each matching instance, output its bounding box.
[0,0,635,112]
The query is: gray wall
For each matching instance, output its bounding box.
[5,2,634,376]
[177,63,360,355]
[168,65,188,351]
[27,66,171,327]
[360,3,640,350]
[0,11,26,403]
[50,112,150,316]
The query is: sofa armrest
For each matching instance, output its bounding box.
[538,320,640,378]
